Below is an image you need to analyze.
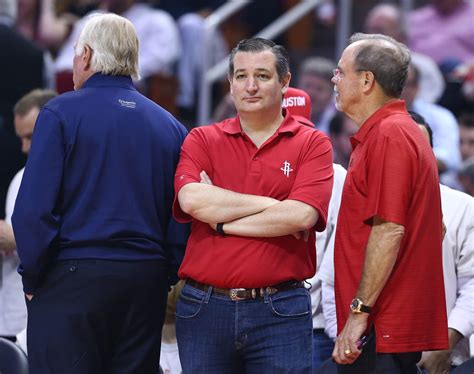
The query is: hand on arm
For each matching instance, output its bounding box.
[333,216,405,364]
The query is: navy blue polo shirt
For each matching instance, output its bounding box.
[12,73,188,293]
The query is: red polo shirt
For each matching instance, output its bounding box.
[174,111,334,288]
[335,100,448,353]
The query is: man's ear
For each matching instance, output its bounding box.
[83,45,93,69]
[361,71,375,93]
[281,72,291,95]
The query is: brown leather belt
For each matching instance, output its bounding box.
[186,279,304,301]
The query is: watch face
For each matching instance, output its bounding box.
[350,299,361,312]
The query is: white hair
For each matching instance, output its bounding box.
[75,13,140,80]
[0,0,17,21]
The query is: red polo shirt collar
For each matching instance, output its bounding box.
[222,108,300,136]
[352,99,407,148]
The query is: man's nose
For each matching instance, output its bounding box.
[246,77,258,92]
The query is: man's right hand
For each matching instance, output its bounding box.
[0,220,16,255]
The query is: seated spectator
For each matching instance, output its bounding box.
[402,63,461,174]
[297,56,336,134]
[409,0,474,65]
[328,113,357,169]
[364,3,445,103]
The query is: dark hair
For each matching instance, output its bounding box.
[348,33,411,98]
[228,38,290,82]
[459,113,474,128]
[14,89,58,116]
[408,110,433,147]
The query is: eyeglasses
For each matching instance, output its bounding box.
[332,68,343,83]
[333,68,343,78]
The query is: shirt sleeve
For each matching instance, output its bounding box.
[456,197,474,279]
[11,108,65,294]
[364,134,415,226]
[448,277,474,338]
[173,128,213,223]
[288,132,334,232]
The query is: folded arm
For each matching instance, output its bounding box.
[178,181,279,224]
[220,199,318,238]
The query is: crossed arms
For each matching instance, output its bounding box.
[178,171,319,238]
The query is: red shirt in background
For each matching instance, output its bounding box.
[174,110,333,288]
[335,100,448,353]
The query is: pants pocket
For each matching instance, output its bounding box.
[269,287,311,318]
[175,284,206,319]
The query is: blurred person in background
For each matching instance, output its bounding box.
[401,63,461,175]
[459,113,474,161]
[54,0,181,95]
[459,157,474,196]
[409,0,474,65]
[413,113,474,374]
[0,89,57,344]
[364,3,445,104]
[0,0,52,222]
[297,56,336,134]
[328,113,358,169]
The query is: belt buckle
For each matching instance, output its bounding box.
[229,288,247,301]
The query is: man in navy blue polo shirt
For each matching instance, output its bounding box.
[12,13,188,374]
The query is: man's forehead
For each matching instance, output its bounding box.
[233,50,276,71]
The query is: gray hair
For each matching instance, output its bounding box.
[75,13,140,80]
[299,56,335,81]
[228,38,290,82]
[0,0,16,21]
[348,33,411,98]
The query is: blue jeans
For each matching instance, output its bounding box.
[312,329,335,370]
[176,283,313,373]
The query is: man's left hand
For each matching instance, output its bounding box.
[333,312,368,365]
[418,350,451,374]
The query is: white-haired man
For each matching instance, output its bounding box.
[12,13,188,373]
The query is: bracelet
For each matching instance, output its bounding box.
[216,222,225,236]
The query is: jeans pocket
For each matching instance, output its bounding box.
[175,284,206,319]
[269,288,311,318]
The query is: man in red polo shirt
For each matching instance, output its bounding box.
[331,33,448,373]
[173,38,333,373]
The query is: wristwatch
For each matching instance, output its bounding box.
[350,298,372,314]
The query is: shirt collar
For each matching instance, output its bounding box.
[222,108,301,136]
[352,99,407,146]
[83,73,136,90]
